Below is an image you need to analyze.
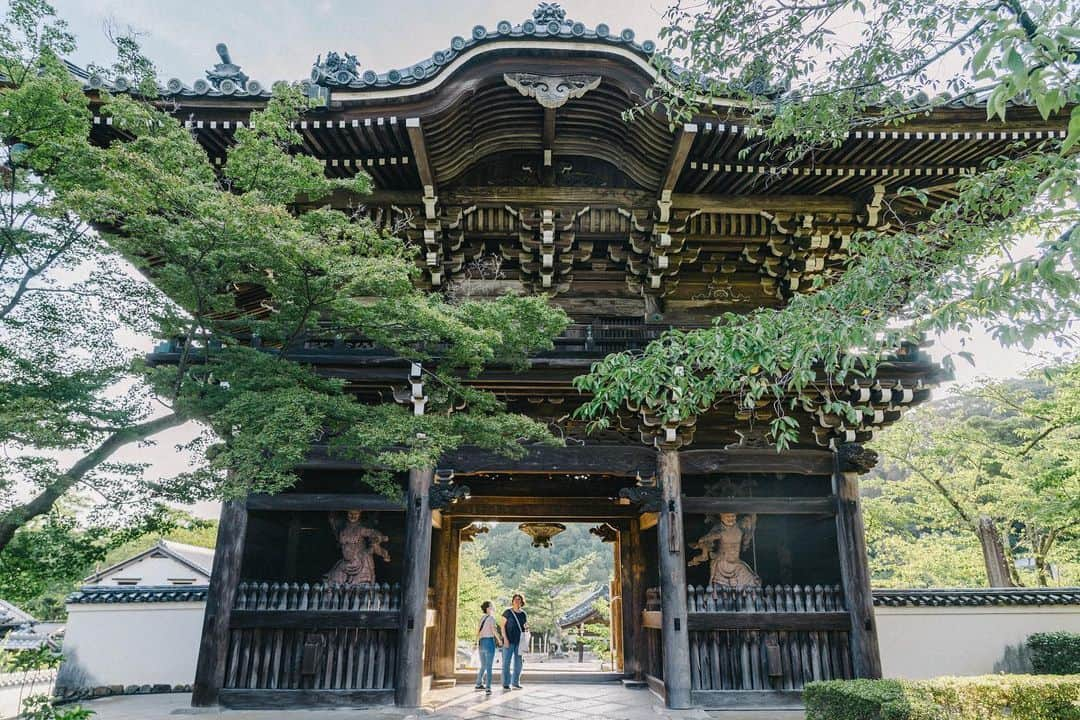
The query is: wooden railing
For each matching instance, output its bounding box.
[686,584,852,692]
[643,584,853,698]
[223,582,401,697]
[687,584,845,614]
[234,582,400,611]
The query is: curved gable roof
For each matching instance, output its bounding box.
[311,3,660,95]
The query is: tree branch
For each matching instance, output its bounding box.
[0,411,187,553]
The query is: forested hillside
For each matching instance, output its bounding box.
[865,361,1079,588]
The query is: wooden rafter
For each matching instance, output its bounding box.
[404,117,436,195]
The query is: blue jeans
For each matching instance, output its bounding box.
[501,642,522,687]
[475,637,496,689]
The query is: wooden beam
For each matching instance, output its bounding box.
[660,123,698,194]
[404,117,435,193]
[682,496,837,515]
[396,468,434,707]
[686,612,849,631]
[192,499,248,707]
[298,445,835,477]
[351,187,860,214]
[834,460,883,678]
[247,493,403,512]
[449,496,638,521]
[230,610,398,629]
[543,107,556,169]
[639,512,659,530]
[690,690,803,710]
[219,689,394,709]
[657,448,692,709]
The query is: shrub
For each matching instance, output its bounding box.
[1028,632,1080,675]
[804,675,1080,720]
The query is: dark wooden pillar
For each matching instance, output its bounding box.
[432,520,460,685]
[657,447,691,709]
[396,467,434,707]
[619,518,645,680]
[834,460,883,678]
[192,499,248,706]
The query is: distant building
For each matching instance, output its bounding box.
[82,540,214,587]
[0,599,61,652]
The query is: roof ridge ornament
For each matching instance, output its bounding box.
[532,2,568,25]
[312,50,361,86]
[205,43,249,92]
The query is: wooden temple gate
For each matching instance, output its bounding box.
[74,2,1063,712]
[188,446,885,710]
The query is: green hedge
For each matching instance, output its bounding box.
[804,675,1080,720]
[1029,632,1080,675]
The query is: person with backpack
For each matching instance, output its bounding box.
[473,600,502,694]
[498,593,528,690]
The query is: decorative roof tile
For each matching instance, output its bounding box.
[872,587,1080,607]
[67,585,209,604]
[310,3,657,91]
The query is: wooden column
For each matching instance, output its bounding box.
[192,499,248,706]
[657,447,692,709]
[833,461,883,678]
[610,542,623,672]
[619,518,645,680]
[432,520,461,685]
[396,467,435,707]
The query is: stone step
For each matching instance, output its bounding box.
[453,671,624,684]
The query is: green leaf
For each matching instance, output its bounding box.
[1063,106,1080,154]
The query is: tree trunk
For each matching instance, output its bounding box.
[976,515,1016,587]
[0,412,187,553]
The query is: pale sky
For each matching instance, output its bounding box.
[30,0,1074,519]
[51,0,672,85]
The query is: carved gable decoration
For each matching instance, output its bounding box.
[504,73,601,109]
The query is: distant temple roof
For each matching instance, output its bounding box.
[872,587,1080,607]
[558,585,609,628]
[0,599,36,631]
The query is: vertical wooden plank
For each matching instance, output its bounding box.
[433,521,460,683]
[619,518,645,680]
[396,467,434,706]
[192,499,247,706]
[657,447,691,709]
[834,459,884,678]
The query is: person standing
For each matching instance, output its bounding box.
[498,593,528,690]
[474,601,501,694]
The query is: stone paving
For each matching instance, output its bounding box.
[78,683,805,720]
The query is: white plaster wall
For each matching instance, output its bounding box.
[58,603,205,689]
[0,671,56,720]
[876,605,1080,679]
[92,555,209,586]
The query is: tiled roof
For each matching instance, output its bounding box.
[67,585,209,604]
[0,625,61,652]
[557,585,609,628]
[872,587,1080,607]
[0,599,36,629]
